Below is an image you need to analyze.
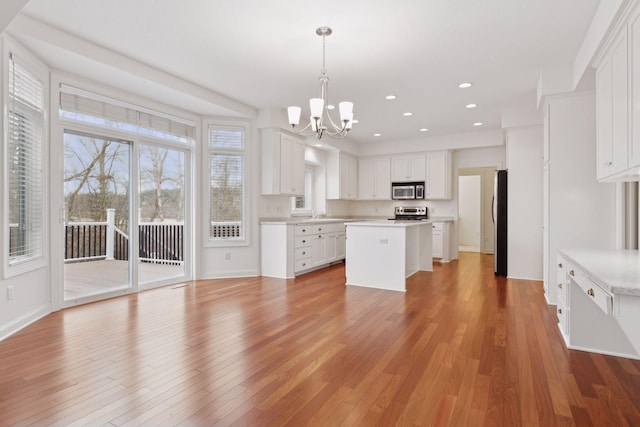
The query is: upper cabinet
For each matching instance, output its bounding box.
[391,154,426,182]
[425,151,452,199]
[261,129,305,195]
[327,152,357,200]
[358,157,391,200]
[595,5,640,181]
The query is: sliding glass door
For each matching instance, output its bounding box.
[63,131,131,301]
[138,144,186,285]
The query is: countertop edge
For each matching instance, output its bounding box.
[558,248,640,296]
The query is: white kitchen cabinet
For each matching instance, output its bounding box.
[631,8,640,169]
[555,249,640,360]
[431,221,451,262]
[596,29,628,180]
[260,129,305,195]
[594,4,640,181]
[425,151,452,199]
[391,155,425,182]
[327,152,357,200]
[260,221,345,279]
[358,157,391,200]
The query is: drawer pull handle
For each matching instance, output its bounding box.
[587,288,595,297]
[302,240,306,243]
[319,228,322,231]
[302,263,306,267]
[302,251,306,255]
[558,263,563,268]
[558,308,562,315]
[302,229,306,232]
[558,283,563,289]
[569,270,575,276]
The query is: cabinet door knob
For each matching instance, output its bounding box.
[558,283,563,289]
[302,239,306,243]
[587,288,595,297]
[319,228,322,231]
[302,229,306,232]
[558,308,562,315]
[558,263,563,268]
[605,161,612,166]
[302,251,306,255]
[569,270,575,276]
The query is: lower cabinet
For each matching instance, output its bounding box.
[431,221,451,262]
[261,221,345,279]
[555,251,637,359]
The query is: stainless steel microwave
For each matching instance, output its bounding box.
[391,182,425,200]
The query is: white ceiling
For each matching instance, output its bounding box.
[13,0,600,143]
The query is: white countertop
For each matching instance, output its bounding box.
[260,218,349,225]
[345,219,433,227]
[559,248,640,296]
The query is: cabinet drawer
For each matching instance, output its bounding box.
[432,222,444,231]
[295,225,312,236]
[557,276,569,307]
[556,255,567,282]
[294,258,312,272]
[557,302,569,337]
[578,274,612,316]
[294,236,311,248]
[294,247,311,260]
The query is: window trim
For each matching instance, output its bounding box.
[291,165,314,216]
[204,119,250,248]
[2,36,49,278]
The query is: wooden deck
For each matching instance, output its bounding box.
[64,259,184,299]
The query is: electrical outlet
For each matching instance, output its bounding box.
[7,286,14,301]
[225,252,231,260]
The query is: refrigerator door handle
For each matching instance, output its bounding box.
[491,196,495,223]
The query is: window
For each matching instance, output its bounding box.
[292,166,313,214]
[5,51,46,273]
[208,125,246,243]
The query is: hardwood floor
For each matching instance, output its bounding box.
[1,252,640,426]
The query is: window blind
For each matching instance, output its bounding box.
[208,126,245,240]
[8,53,45,264]
[59,85,196,142]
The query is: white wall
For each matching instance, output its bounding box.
[458,175,481,248]
[506,126,544,280]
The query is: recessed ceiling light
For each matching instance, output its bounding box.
[374,133,382,137]
[473,122,483,126]
[420,128,429,132]
[385,95,397,100]
[327,104,335,110]
[459,82,473,88]
[403,112,413,116]
[465,103,477,109]
[352,119,359,124]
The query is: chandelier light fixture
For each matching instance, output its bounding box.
[287,27,354,140]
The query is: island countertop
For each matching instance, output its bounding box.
[558,248,640,296]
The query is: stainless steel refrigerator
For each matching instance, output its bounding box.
[493,170,507,276]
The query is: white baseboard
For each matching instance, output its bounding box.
[0,305,51,342]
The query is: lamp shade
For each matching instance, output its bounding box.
[287,106,301,125]
[339,102,353,122]
[310,98,324,119]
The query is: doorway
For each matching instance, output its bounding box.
[458,167,496,254]
[458,175,481,252]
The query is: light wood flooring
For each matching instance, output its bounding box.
[1,252,640,426]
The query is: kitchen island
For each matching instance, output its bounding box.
[345,220,433,292]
